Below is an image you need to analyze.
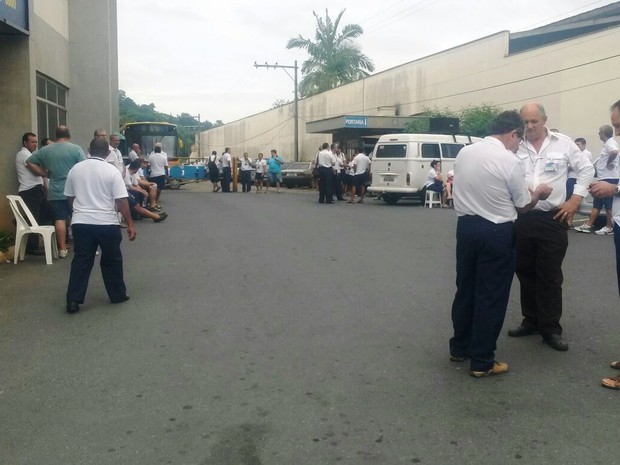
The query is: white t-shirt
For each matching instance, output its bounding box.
[595,138,620,180]
[255,158,267,174]
[15,147,43,192]
[517,130,594,211]
[148,151,169,177]
[221,153,232,168]
[454,137,531,224]
[424,168,440,188]
[64,158,128,225]
[352,153,371,175]
[128,149,139,161]
[334,153,345,173]
[240,158,253,171]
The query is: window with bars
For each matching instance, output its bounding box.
[36,73,67,140]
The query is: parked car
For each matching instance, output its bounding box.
[282,161,313,188]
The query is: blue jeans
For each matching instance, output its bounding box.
[450,216,515,372]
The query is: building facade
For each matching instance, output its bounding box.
[199,2,620,162]
[0,0,118,230]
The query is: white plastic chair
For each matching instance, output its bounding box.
[6,195,58,265]
[424,189,442,208]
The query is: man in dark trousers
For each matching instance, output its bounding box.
[317,142,335,204]
[64,138,136,314]
[450,111,551,378]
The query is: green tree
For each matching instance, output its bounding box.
[286,9,374,98]
[404,104,501,137]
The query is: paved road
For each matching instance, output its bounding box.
[1,184,619,465]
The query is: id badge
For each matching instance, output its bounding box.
[545,160,558,172]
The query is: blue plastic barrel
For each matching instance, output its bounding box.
[196,166,206,179]
[183,165,197,179]
[169,165,183,179]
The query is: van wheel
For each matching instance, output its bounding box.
[383,194,400,205]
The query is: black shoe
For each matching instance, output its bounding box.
[508,325,538,337]
[543,334,568,351]
[154,212,168,223]
[111,295,130,304]
[66,301,80,314]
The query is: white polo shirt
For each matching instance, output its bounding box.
[317,149,334,168]
[595,138,620,180]
[64,158,128,225]
[148,151,168,177]
[106,146,125,176]
[240,158,253,171]
[15,147,43,192]
[255,158,266,174]
[517,130,594,211]
[352,152,371,175]
[454,137,531,224]
[221,153,232,168]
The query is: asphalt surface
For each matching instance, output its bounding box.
[1,183,619,465]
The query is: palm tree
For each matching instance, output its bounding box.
[287,9,374,98]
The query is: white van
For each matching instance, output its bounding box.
[367,133,482,204]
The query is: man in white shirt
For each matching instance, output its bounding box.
[508,102,594,351]
[64,138,136,314]
[128,143,141,161]
[331,144,345,201]
[348,148,371,204]
[15,132,45,254]
[450,111,552,378]
[317,142,335,204]
[220,147,233,192]
[568,137,592,199]
[106,134,126,178]
[240,152,253,193]
[591,99,620,390]
[147,143,169,202]
[574,125,619,235]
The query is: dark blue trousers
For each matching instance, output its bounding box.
[318,167,333,203]
[450,216,515,372]
[66,224,127,304]
[221,167,231,192]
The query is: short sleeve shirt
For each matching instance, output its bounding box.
[27,142,86,200]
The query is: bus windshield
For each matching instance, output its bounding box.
[121,122,179,159]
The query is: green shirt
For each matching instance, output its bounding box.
[27,142,86,201]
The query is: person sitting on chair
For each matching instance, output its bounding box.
[424,160,448,207]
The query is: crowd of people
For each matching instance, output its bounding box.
[448,100,620,391]
[14,125,170,314]
[315,143,372,204]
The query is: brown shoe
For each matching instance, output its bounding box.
[470,361,508,378]
[602,374,620,390]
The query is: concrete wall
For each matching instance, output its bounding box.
[200,27,620,161]
[68,0,119,150]
[0,0,118,232]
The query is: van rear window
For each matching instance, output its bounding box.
[375,144,406,158]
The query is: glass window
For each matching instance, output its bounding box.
[36,73,68,140]
[375,144,407,158]
[421,143,440,159]
[441,143,465,158]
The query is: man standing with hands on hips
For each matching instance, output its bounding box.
[508,102,594,351]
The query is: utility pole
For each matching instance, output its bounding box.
[254,61,299,162]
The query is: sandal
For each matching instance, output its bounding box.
[601,374,620,390]
[610,361,620,370]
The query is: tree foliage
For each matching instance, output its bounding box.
[404,103,502,137]
[287,9,374,98]
[118,90,220,156]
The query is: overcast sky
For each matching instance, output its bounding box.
[117,0,616,124]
